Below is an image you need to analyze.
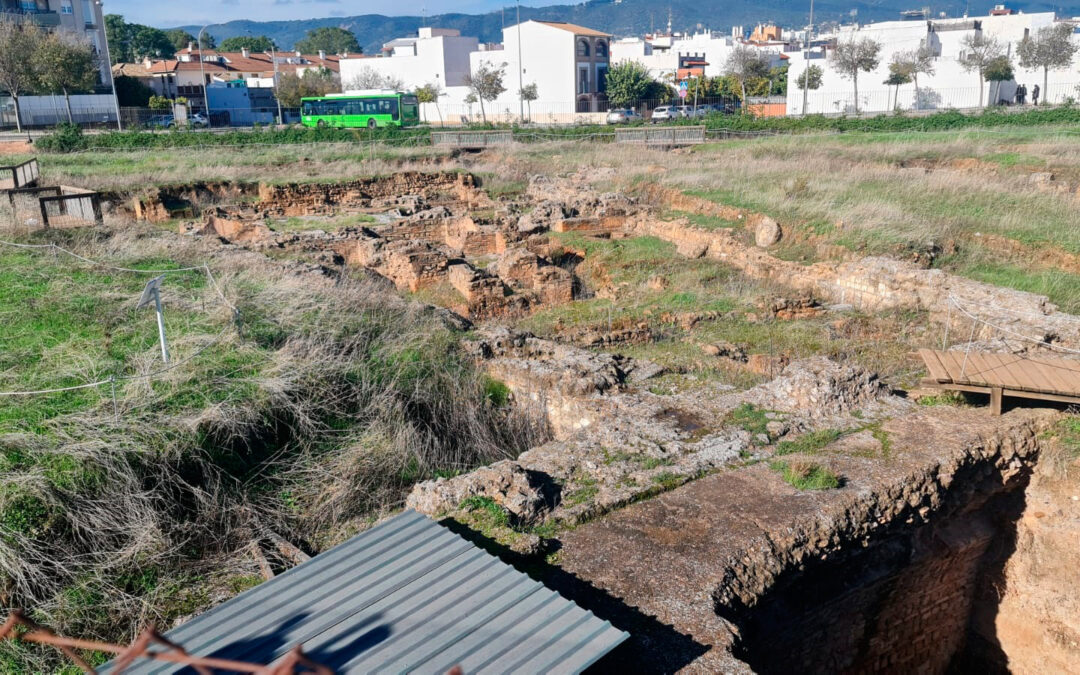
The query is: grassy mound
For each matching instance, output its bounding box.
[0,228,544,670]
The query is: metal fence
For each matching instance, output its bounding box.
[7,185,102,229]
[431,129,515,149]
[614,125,707,146]
[0,158,39,190]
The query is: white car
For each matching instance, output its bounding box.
[650,106,677,123]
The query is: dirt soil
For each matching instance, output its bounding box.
[549,407,1057,672]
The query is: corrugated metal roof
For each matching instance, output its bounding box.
[102,510,627,674]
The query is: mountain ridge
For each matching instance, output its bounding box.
[176,0,1077,55]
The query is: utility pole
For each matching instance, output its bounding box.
[516,1,524,123]
[802,0,815,116]
[96,0,123,130]
[198,25,213,127]
[137,276,170,363]
[267,45,282,125]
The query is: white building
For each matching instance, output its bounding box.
[787,11,1080,115]
[340,20,611,123]
[339,27,478,94]
[611,30,788,82]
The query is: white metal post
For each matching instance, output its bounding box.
[802,0,815,116]
[153,288,170,363]
[96,0,122,130]
[516,2,524,123]
[198,25,212,127]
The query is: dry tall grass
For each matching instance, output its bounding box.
[0,226,547,670]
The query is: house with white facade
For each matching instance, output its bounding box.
[340,20,611,122]
[611,30,788,82]
[786,10,1080,115]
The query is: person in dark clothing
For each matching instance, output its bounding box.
[1020,85,1027,104]
[1032,84,1040,105]
[1014,86,1022,104]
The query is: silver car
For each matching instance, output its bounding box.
[606,108,643,124]
[650,105,677,123]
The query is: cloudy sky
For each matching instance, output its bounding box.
[108,0,535,27]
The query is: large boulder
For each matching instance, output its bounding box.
[754,217,782,248]
[406,461,556,525]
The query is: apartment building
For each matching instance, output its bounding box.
[340,20,612,119]
[611,29,787,81]
[0,0,111,89]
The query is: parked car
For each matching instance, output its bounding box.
[606,108,643,124]
[676,105,707,119]
[188,112,209,128]
[650,106,677,123]
[146,114,175,129]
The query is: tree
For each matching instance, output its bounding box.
[890,45,934,110]
[1017,23,1078,105]
[295,27,360,55]
[0,20,44,132]
[164,29,197,52]
[105,15,176,62]
[343,66,402,92]
[415,82,444,125]
[831,37,881,113]
[463,62,506,123]
[883,64,912,110]
[724,45,770,101]
[984,55,1014,106]
[604,60,653,107]
[35,31,99,123]
[219,36,276,53]
[114,74,153,107]
[148,95,172,110]
[519,82,538,121]
[274,68,339,107]
[960,33,1004,107]
[796,64,823,114]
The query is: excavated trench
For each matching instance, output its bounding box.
[709,422,1079,675]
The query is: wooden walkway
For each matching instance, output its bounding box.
[918,348,1080,414]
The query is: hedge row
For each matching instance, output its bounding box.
[34,105,1080,153]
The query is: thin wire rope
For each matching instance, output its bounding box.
[948,296,1080,356]
[0,243,239,396]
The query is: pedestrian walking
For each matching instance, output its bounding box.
[1032,84,1040,106]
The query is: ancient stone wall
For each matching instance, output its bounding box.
[256,172,472,215]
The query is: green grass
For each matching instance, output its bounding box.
[770,459,842,490]
[0,248,229,429]
[774,429,844,456]
[460,495,511,528]
[650,471,684,490]
[726,403,772,438]
[268,213,376,232]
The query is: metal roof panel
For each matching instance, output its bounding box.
[102,511,625,674]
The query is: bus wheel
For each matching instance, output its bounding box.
[317,120,326,128]
[367,118,377,130]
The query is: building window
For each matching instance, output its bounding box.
[81,0,92,25]
[577,39,590,57]
[596,40,608,58]
[60,1,74,14]
[596,64,608,93]
[578,66,589,94]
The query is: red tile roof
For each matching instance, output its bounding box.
[533,21,611,37]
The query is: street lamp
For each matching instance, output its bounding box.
[801,0,815,116]
[266,44,282,125]
[197,24,213,127]
[95,0,122,130]
[516,1,524,123]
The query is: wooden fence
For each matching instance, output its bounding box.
[614,126,707,146]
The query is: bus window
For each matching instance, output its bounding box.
[377,97,399,120]
[302,100,314,116]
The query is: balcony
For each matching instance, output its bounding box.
[0,9,61,27]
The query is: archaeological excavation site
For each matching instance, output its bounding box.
[2,133,1079,673]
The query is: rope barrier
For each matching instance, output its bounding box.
[0,241,240,398]
[946,294,1080,356]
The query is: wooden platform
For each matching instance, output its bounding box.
[918,348,1080,415]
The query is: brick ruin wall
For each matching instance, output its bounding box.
[256,172,474,216]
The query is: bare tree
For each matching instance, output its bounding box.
[1017,23,1078,105]
[960,33,1004,107]
[343,66,403,92]
[35,32,99,123]
[830,37,881,113]
[891,45,935,110]
[0,20,44,132]
[723,45,770,102]
[463,62,506,124]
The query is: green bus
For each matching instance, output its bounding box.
[300,93,420,129]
